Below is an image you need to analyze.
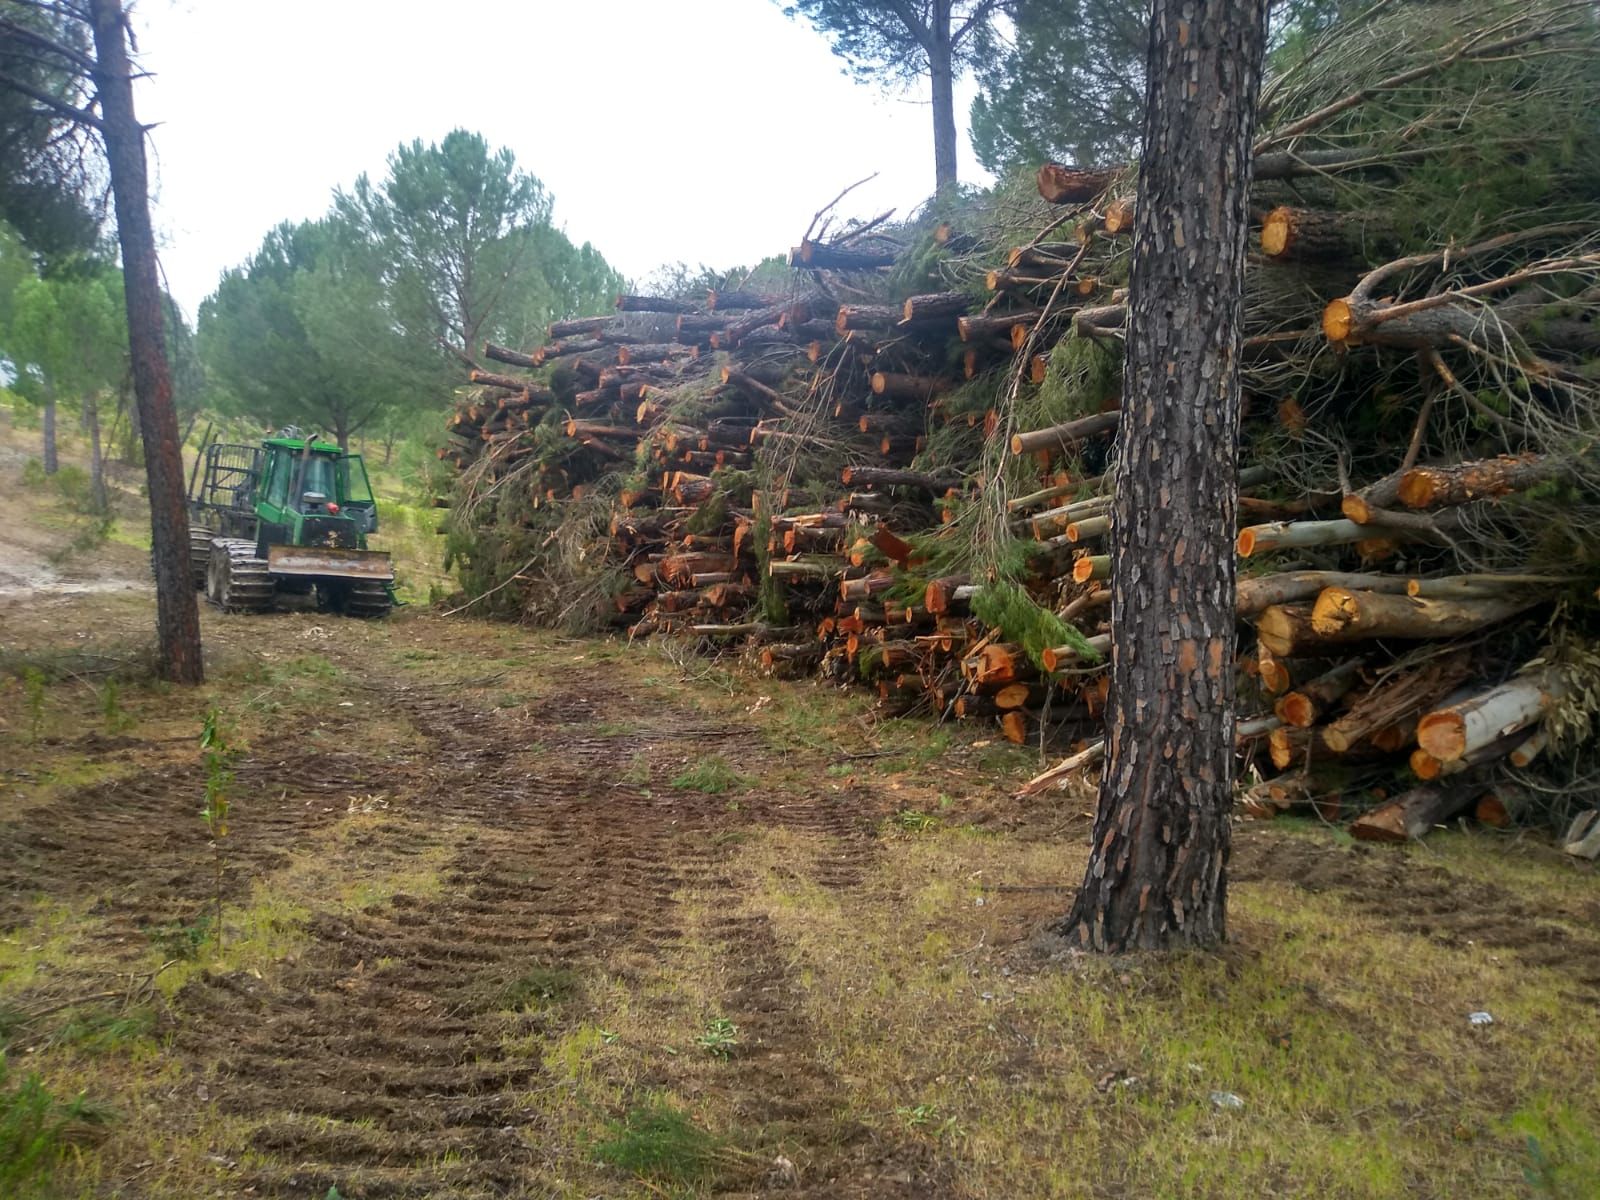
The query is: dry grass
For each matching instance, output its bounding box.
[723,821,1600,1198]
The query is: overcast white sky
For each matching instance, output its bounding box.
[130,0,992,322]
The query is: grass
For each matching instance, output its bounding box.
[590,1101,750,1187]
[1,1057,111,1197]
[669,756,748,795]
[497,966,582,1012]
[726,824,1600,1198]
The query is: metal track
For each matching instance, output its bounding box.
[207,539,275,613]
[339,579,393,620]
[188,527,214,590]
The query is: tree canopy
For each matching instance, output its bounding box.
[969,1,1146,176]
[4,262,126,404]
[0,1,105,260]
[335,129,623,366]
[970,0,1352,176]
[779,1,1007,192]
[202,131,625,449]
[199,216,445,450]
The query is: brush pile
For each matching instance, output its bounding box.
[440,1,1600,841]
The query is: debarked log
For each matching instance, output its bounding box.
[1416,667,1565,764]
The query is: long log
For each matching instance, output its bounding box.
[469,370,533,393]
[1073,303,1126,338]
[870,371,947,402]
[1255,604,1322,658]
[1350,786,1476,842]
[1010,410,1120,456]
[1260,206,1393,262]
[1309,588,1537,641]
[1397,453,1558,511]
[840,466,962,492]
[1416,668,1565,763]
[901,292,971,322]
[1323,280,1600,351]
[616,294,698,314]
[1102,199,1135,236]
[1275,659,1364,727]
[1237,518,1365,557]
[1405,573,1573,599]
[547,315,611,339]
[484,341,540,368]
[1235,571,1410,616]
[617,342,693,366]
[1040,634,1112,672]
[958,309,1043,342]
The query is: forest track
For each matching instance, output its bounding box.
[148,663,951,1198]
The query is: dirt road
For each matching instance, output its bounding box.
[4,594,1598,1196]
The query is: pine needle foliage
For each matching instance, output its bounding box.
[972,578,1101,670]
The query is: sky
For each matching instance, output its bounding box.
[131,0,993,322]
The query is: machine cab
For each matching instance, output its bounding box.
[257,436,380,550]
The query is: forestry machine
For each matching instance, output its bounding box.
[185,429,394,618]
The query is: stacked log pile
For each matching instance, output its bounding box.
[440,0,1600,838]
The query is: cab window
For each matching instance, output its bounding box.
[301,456,336,500]
[266,451,291,507]
[338,456,375,504]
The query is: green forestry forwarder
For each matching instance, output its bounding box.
[184,428,394,618]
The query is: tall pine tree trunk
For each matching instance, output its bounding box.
[84,392,107,512]
[929,3,958,193]
[1059,0,1270,952]
[42,395,58,475]
[90,0,204,685]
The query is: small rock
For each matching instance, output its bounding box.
[1468,1010,1494,1027]
[1210,1091,1245,1111]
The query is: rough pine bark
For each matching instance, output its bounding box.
[90,0,204,684]
[929,7,958,193]
[1059,0,1270,952]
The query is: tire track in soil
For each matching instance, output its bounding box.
[1233,832,1600,1000]
[0,720,387,941]
[174,673,957,1199]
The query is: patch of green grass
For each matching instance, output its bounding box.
[872,719,952,772]
[498,966,581,1012]
[145,915,214,961]
[0,1056,112,1195]
[49,1006,156,1055]
[890,809,939,833]
[897,1101,964,1140]
[590,1102,747,1186]
[670,756,748,795]
[1510,1097,1600,1198]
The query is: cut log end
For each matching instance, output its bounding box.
[1416,711,1467,763]
[1322,298,1354,344]
[1260,206,1291,258]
